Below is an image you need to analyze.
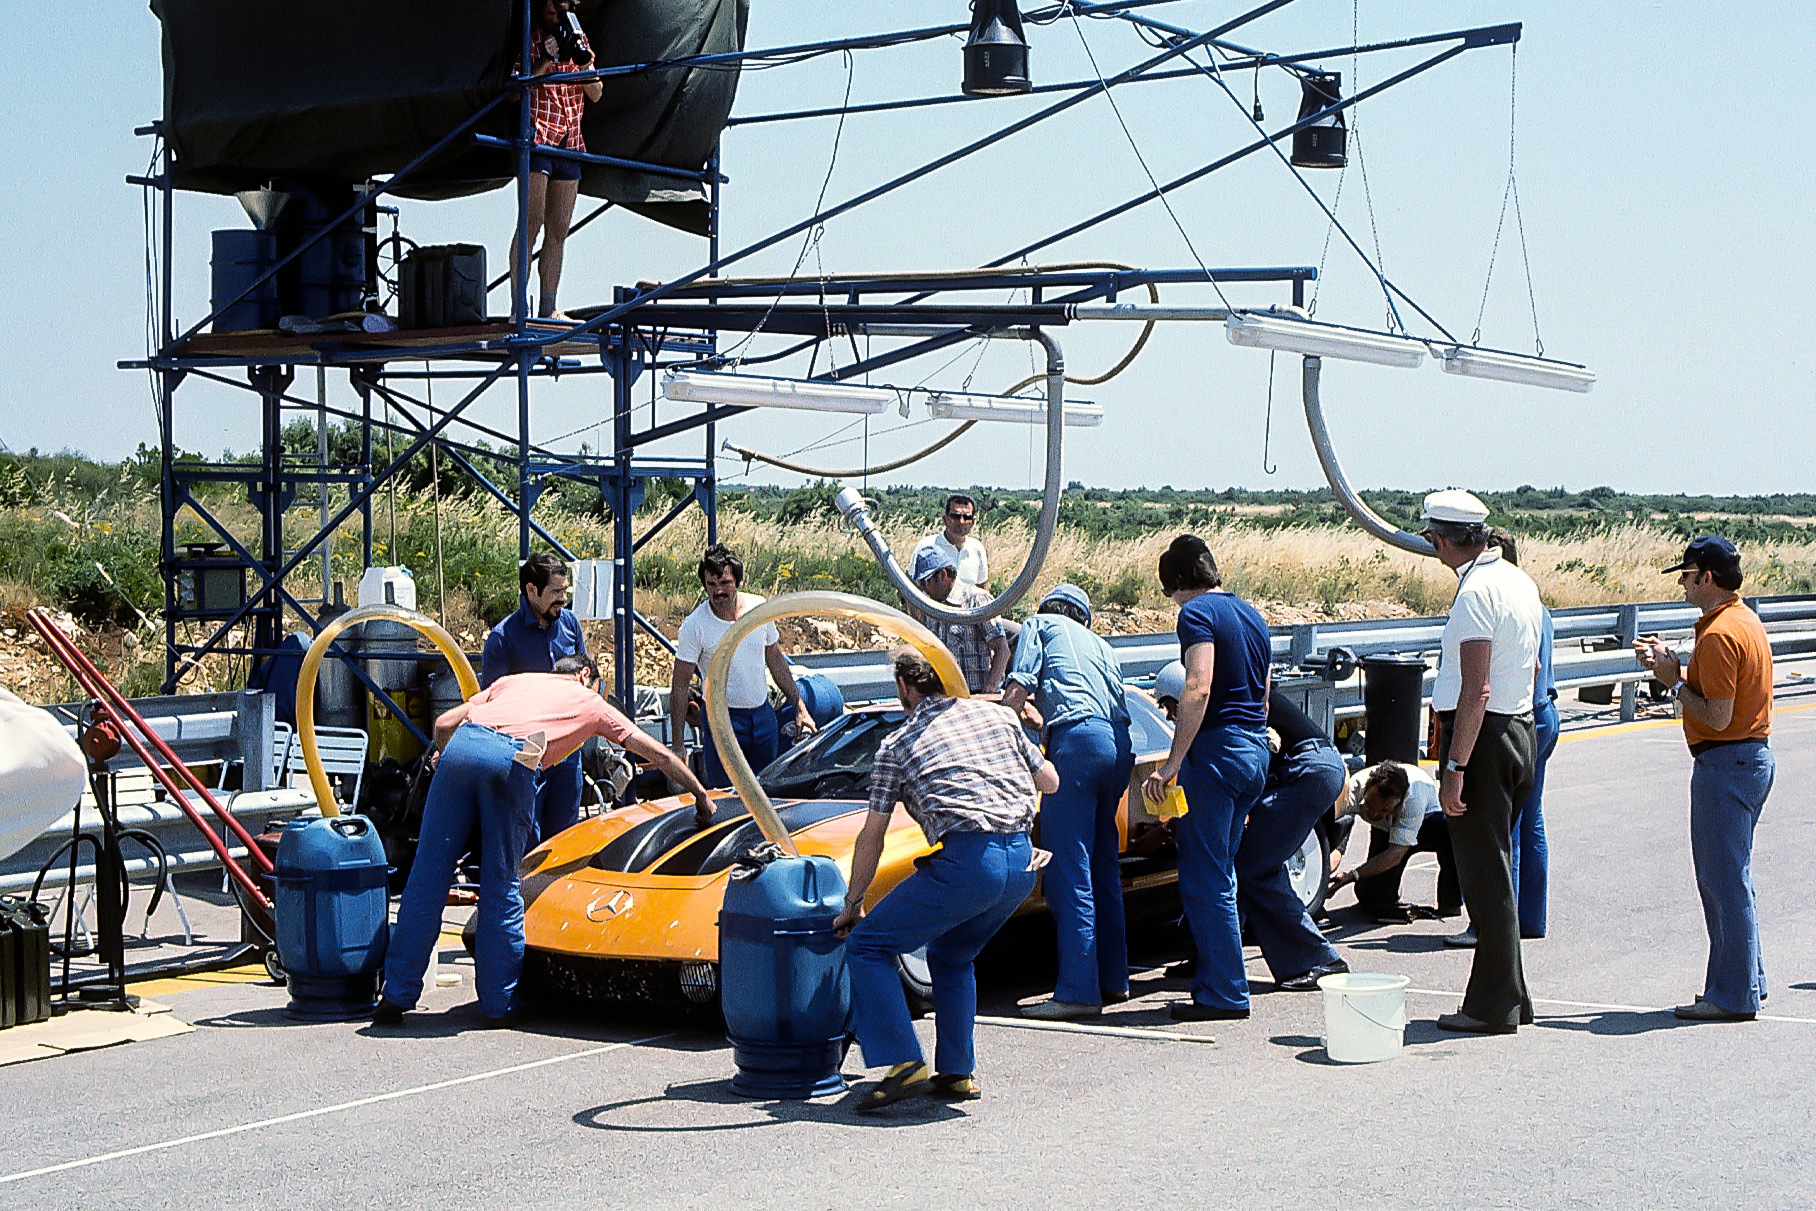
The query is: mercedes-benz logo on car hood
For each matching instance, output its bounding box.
[586,890,633,921]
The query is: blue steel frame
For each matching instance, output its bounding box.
[122,1,1520,744]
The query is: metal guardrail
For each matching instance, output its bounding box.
[793,593,1816,720]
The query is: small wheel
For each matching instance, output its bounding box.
[262,948,286,985]
[897,947,934,1018]
[1286,827,1331,920]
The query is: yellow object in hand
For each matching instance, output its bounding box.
[1152,782,1190,819]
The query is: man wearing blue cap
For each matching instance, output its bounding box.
[1000,584,1136,1019]
[1636,535,1775,1022]
[913,545,1009,694]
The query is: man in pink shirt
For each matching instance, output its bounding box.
[376,655,711,1025]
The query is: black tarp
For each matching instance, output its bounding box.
[155,0,747,235]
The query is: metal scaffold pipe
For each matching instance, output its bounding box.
[835,330,1066,624]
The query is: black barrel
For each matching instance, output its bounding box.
[1362,653,1426,765]
[210,229,280,332]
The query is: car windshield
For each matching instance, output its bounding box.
[1125,693,1174,755]
[757,710,907,800]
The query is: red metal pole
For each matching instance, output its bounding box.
[26,612,274,905]
[28,609,274,872]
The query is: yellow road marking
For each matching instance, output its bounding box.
[1558,699,1814,744]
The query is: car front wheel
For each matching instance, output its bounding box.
[897,947,934,1018]
[1287,827,1331,920]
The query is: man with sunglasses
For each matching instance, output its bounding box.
[915,494,989,591]
[1635,536,1774,1022]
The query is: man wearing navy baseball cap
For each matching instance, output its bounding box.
[912,544,1010,693]
[1635,535,1775,1022]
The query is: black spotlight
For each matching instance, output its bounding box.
[963,0,1031,96]
[1290,72,1347,168]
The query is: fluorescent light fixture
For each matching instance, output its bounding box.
[661,370,894,415]
[1225,309,1426,369]
[1437,346,1596,393]
[926,391,1102,427]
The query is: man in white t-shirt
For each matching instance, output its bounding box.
[1327,760,1460,921]
[669,543,817,789]
[914,493,989,590]
[1421,489,1542,1036]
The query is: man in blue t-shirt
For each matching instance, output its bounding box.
[481,551,589,843]
[1142,534,1272,1021]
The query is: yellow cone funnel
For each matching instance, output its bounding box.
[295,604,478,817]
[703,591,968,856]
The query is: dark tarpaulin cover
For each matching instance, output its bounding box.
[154,0,747,235]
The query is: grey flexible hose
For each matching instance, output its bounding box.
[1301,355,1436,558]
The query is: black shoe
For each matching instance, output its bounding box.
[1436,1011,1517,1035]
[1169,1001,1249,1022]
[1102,988,1131,1005]
[1164,957,1197,979]
[1276,960,1349,993]
[1365,904,1415,925]
[1673,999,1756,1023]
[856,1061,932,1113]
[371,998,408,1026]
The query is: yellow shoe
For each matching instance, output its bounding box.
[856,1061,931,1113]
[930,1073,981,1101]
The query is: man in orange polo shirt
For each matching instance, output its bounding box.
[1635,535,1774,1022]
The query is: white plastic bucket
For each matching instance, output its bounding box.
[1319,972,1410,1063]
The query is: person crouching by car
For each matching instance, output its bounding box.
[833,649,1057,1113]
[375,655,712,1027]
[1326,760,1460,923]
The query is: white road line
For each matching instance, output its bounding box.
[1403,988,1816,1025]
[0,1031,673,1186]
[976,1015,1216,1044]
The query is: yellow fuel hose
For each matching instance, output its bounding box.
[295,604,478,817]
[703,591,968,855]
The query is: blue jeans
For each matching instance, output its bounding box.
[1178,725,1271,1011]
[1689,740,1775,1014]
[1509,698,1559,937]
[1041,718,1136,1005]
[702,704,781,790]
[384,724,536,1019]
[847,831,1036,1076]
[534,749,584,846]
[1237,745,1345,981]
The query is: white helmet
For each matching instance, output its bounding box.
[1153,659,1186,704]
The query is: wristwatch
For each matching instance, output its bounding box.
[1443,758,1467,774]
[1671,678,1688,698]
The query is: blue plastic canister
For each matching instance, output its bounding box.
[718,854,851,1099]
[274,815,390,1021]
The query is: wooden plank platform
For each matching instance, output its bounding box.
[168,319,604,364]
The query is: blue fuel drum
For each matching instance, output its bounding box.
[719,853,852,1099]
[274,815,390,1021]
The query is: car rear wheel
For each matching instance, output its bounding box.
[898,947,934,1018]
[1288,827,1331,920]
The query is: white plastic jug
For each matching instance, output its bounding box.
[1320,972,1410,1063]
[357,565,416,611]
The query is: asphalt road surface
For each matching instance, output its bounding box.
[5,702,1814,1209]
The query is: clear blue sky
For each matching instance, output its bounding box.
[1,2,1810,496]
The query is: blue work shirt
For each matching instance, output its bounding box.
[480,597,588,689]
[1175,590,1271,735]
[1534,607,1556,709]
[1006,614,1131,731]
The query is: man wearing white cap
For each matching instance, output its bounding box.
[1421,489,1543,1035]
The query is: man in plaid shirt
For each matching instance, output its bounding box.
[912,545,1009,693]
[509,0,604,320]
[833,648,1057,1113]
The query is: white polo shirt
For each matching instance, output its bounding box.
[675,593,779,710]
[915,531,988,590]
[1431,548,1543,715]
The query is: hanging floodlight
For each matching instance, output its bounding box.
[1290,72,1347,168]
[662,370,894,415]
[962,0,1031,96]
[1226,309,1425,369]
[1437,346,1596,393]
[926,391,1101,426]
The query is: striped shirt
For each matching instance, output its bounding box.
[868,697,1043,844]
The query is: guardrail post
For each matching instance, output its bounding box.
[1289,623,1317,668]
[1617,603,1640,722]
